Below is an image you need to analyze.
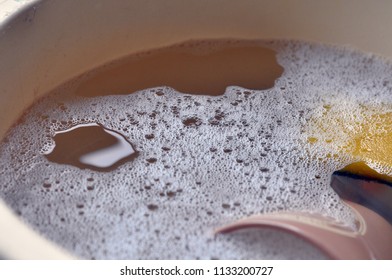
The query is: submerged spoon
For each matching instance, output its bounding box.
[331,162,392,224]
[215,201,392,259]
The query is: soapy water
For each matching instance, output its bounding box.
[1,39,392,259]
[44,123,138,171]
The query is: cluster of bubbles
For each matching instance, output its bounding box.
[1,39,392,259]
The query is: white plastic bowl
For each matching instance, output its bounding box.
[1,0,392,259]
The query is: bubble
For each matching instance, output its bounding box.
[182,117,202,127]
[146,158,157,164]
[147,204,159,211]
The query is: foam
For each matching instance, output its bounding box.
[1,39,391,259]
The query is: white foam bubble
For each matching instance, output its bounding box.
[1,39,391,259]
